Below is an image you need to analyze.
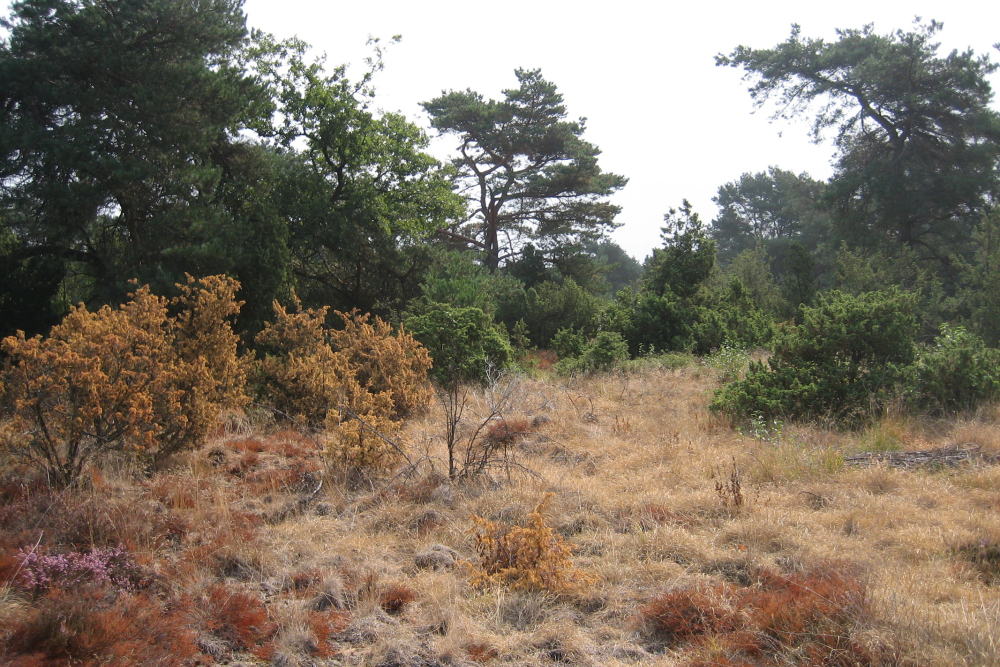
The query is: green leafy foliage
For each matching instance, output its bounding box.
[834,243,948,339]
[711,289,916,424]
[413,251,527,331]
[556,331,629,374]
[522,279,604,349]
[646,201,716,300]
[551,327,588,360]
[251,35,464,315]
[961,210,1000,346]
[718,21,1000,266]
[0,0,266,305]
[710,167,828,263]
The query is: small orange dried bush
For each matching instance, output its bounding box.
[481,418,532,447]
[379,582,417,615]
[470,494,596,592]
[255,299,431,470]
[0,276,246,486]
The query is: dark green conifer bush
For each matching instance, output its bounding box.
[907,324,1000,414]
[711,289,916,424]
[556,331,629,374]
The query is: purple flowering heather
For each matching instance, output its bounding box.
[17,546,143,592]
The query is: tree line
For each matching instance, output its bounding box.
[2,2,999,403]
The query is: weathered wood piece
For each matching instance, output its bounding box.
[843,444,998,469]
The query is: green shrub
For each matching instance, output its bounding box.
[711,289,916,424]
[627,291,696,354]
[416,250,527,331]
[557,331,629,374]
[522,279,604,348]
[907,324,1000,413]
[403,304,512,388]
[617,276,772,357]
[704,345,751,383]
[551,327,587,360]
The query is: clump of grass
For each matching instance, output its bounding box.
[714,459,745,515]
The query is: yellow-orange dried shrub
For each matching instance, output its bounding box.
[469,494,596,592]
[0,276,247,486]
[254,300,431,471]
[327,310,433,419]
[155,275,248,462]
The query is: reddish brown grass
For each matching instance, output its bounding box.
[641,566,898,666]
[482,418,533,446]
[379,582,417,615]
[4,586,201,666]
[202,583,276,654]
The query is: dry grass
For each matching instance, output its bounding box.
[2,365,999,665]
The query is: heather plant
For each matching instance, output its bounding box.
[17,546,145,594]
[639,566,887,665]
[0,276,248,485]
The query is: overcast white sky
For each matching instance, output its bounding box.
[244,1,1000,260]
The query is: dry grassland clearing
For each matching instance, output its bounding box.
[2,363,999,666]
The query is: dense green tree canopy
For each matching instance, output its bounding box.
[422,68,627,271]
[0,1,462,333]
[0,0,265,304]
[250,36,463,314]
[646,201,716,300]
[718,21,1000,264]
[711,167,827,262]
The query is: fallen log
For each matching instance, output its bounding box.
[843,443,998,469]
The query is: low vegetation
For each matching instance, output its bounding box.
[2,322,999,664]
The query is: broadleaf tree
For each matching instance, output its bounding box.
[251,35,464,314]
[422,68,627,271]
